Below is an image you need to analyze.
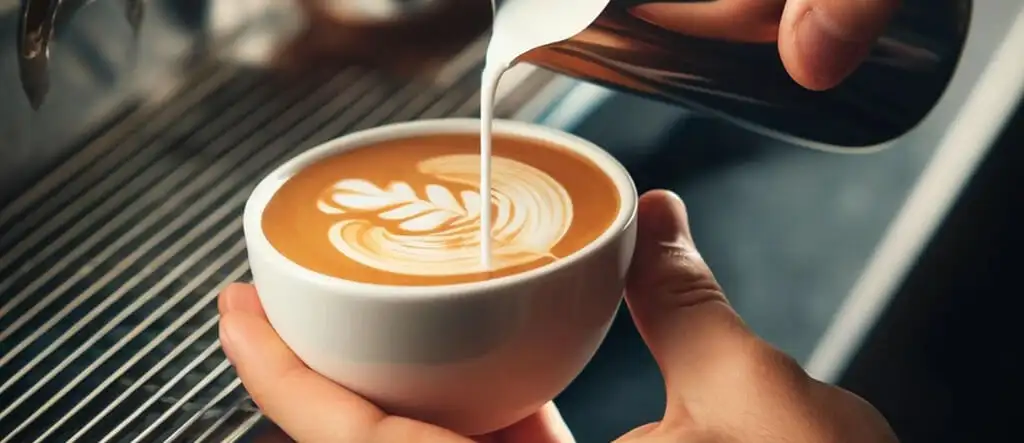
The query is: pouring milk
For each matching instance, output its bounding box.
[479,0,610,269]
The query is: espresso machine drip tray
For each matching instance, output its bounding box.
[0,44,556,441]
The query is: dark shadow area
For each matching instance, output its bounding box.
[566,94,769,194]
[840,104,1024,443]
[626,116,773,193]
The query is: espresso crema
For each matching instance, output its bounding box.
[262,133,619,286]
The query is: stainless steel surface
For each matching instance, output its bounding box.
[13,0,971,150]
[0,34,556,441]
[16,0,145,109]
[1,0,202,205]
[0,0,494,204]
[519,0,971,148]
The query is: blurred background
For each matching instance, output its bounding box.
[0,1,1022,442]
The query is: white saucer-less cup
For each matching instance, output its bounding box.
[243,118,638,436]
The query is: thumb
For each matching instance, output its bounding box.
[778,0,901,91]
[625,191,752,392]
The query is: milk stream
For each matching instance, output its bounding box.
[480,0,610,270]
[479,64,504,270]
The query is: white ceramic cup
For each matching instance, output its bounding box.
[243,118,638,436]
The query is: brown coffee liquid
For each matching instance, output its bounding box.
[262,133,620,286]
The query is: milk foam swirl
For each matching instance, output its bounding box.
[316,154,573,276]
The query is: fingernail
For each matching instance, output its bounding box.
[219,316,236,353]
[219,284,239,315]
[795,9,867,90]
[219,294,236,317]
[219,314,252,365]
[220,283,263,316]
[638,190,691,244]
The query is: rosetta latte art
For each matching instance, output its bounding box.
[316,154,574,276]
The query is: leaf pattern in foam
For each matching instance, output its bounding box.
[318,179,485,233]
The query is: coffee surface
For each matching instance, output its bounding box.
[262,133,619,286]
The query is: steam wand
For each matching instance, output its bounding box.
[17,0,145,110]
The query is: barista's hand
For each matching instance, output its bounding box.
[219,286,573,443]
[777,0,901,90]
[633,0,901,91]
[220,190,898,442]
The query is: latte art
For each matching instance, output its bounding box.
[316,154,573,276]
[261,132,619,286]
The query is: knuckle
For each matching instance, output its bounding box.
[243,365,305,417]
[745,341,814,393]
[807,385,900,442]
[708,337,812,394]
[645,241,726,307]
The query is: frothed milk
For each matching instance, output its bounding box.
[261,133,619,286]
[480,0,611,268]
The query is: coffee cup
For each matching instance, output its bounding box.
[242,118,638,435]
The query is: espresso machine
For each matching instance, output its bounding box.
[1,0,1022,441]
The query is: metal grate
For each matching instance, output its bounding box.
[0,43,555,442]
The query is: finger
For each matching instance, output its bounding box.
[218,282,264,317]
[625,191,752,393]
[219,284,469,443]
[490,402,575,443]
[778,0,901,90]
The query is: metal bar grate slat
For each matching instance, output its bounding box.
[0,45,554,441]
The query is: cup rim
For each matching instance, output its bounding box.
[243,118,638,299]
